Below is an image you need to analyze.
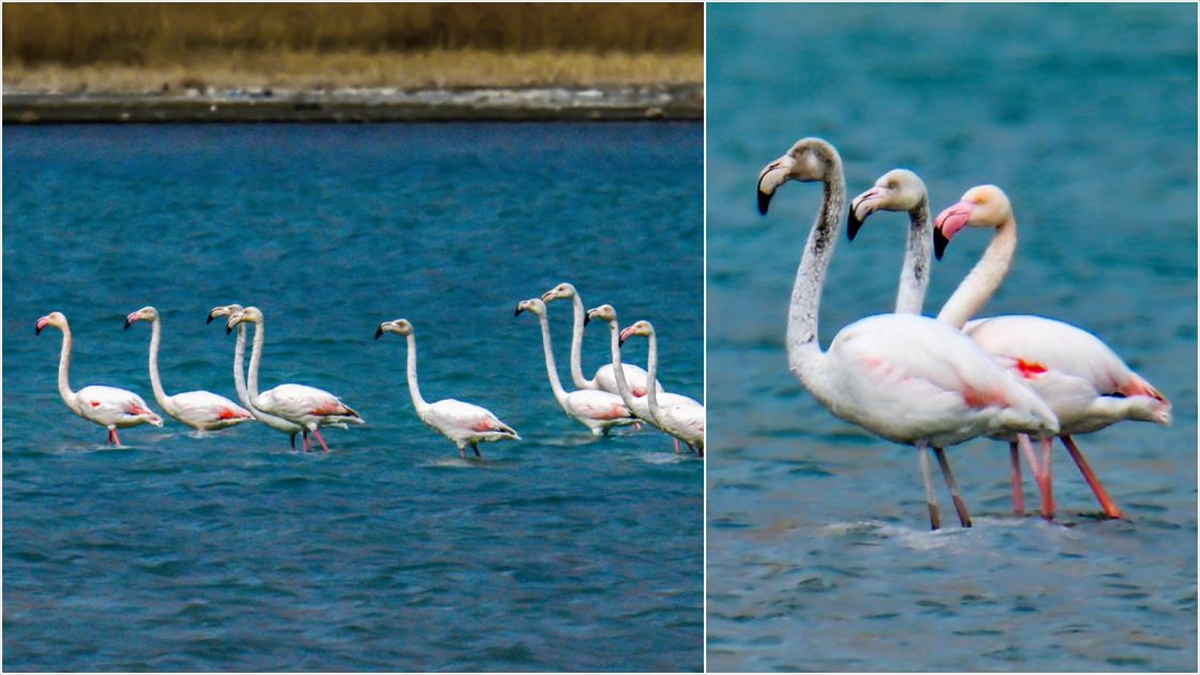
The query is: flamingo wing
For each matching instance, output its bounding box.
[75,385,163,428]
[566,389,636,422]
[595,363,664,398]
[168,390,254,428]
[425,399,519,439]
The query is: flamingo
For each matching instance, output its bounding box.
[540,282,663,397]
[123,306,253,433]
[36,311,164,446]
[206,304,304,448]
[225,306,363,452]
[932,184,1171,519]
[619,318,706,457]
[375,318,520,458]
[757,137,1059,529]
[514,297,641,436]
[584,303,703,455]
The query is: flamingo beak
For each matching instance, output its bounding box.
[933,201,974,260]
[374,325,384,340]
[539,291,555,303]
[35,316,49,335]
[756,154,794,216]
[847,186,884,242]
[206,310,219,324]
[618,325,635,347]
[583,313,592,327]
[124,314,137,330]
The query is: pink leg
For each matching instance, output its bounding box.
[918,444,941,531]
[673,437,681,454]
[933,447,972,528]
[1017,435,1053,518]
[301,431,311,452]
[108,428,120,446]
[1060,435,1124,519]
[310,427,331,453]
[1010,441,1025,515]
[1039,437,1056,520]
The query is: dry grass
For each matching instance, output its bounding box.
[5,49,702,93]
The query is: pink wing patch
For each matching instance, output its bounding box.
[310,401,350,416]
[596,404,631,420]
[632,386,648,397]
[963,386,1009,410]
[1014,358,1047,379]
[217,408,249,420]
[471,418,499,432]
[127,403,153,415]
[90,401,101,408]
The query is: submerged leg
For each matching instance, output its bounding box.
[933,447,972,528]
[1060,435,1123,519]
[108,428,120,446]
[472,443,482,458]
[289,433,297,450]
[918,443,941,531]
[1017,434,1052,518]
[1010,440,1025,515]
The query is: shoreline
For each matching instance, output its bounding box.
[3,84,703,123]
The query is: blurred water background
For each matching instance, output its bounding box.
[3,122,703,671]
[706,4,1196,671]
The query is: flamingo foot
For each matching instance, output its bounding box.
[1060,435,1123,519]
[1010,441,1025,515]
[934,447,972,528]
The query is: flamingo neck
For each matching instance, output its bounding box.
[534,311,571,407]
[567,292,596,389]
[231,323,253,410]
[604,318,639,413]
[642,330,663,424]
[145,318,172,411]
[896,198,932,315]
[246,319,265,405]
[403,332,430,413]
[55,322,78,409]
[937,216,1017,329]
[787,163,844,386]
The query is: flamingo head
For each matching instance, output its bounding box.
[848,168,927,241]
[584,304,616,327]
[226,306,264,334]
[36,311,67,335]
[375,318,413,340]
[757,137,842,215]
[619,319,655,347]
[207,303,245,325]
[933,185,1013,260]
[540,282,578,304]
[514,298,546,318]
[124,306,159,330]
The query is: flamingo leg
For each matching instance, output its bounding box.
[918,444,941,531]
[1060,435,1123,519]
[1038,437,1056,520]
[472,443,482,458]
[674,437,681,454]
[108,428,120,446]
[310,428,331,453]
[1010,440,1025,515]
[289,433,297,450]
[933,447,972,528]
[301,430,311,453]
[458,446,467,459]
[1016,433,1052,519]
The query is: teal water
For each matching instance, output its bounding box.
[706,3,1196,671]
[3,122,703,671]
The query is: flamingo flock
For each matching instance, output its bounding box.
[37,287,702,459]
[758,137,1170,529]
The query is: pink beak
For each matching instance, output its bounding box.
[35,315,50,334]
[933,201,975,259]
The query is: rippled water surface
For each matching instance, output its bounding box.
[706,4,1196,671]
[3,122,703,671]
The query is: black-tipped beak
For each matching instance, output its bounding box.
[583,314,592,327]
[124,318,134,330]
[618,335,627,347]
[514,305,524,317]
[757,186,773,216]
[206,312,216,325]
[847,210,864,242]
[374,326,384,340]
[934,227,950,261]
[226,324,233,335]
[35,325,44,335]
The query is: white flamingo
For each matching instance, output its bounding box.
[124,306,253,433]
[619,318,706,457]
[376,318,520,458]
[932,184,1171,519]
[207,304,304,448]
[540,282,662,397]
[584,303,703,455]
[514,297,641,436]
[36,311,164,445]
[757,137,1059,529]
[226,306,363,452]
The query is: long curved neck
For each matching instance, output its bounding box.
[936,217,1017,329]
[568,293,595,389]
[246,320,265,403]
[403,332,430,413]
[231,323,253,409]
[787,168,844,381]
[146,319,171,409]
[643,331,663,423]
[535,312,571,406]
[55,323,77,408]
[896,199,932,315]
[605,318,638,412]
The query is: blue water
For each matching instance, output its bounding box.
[3,122,703,671]
[706,4,1196,672]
